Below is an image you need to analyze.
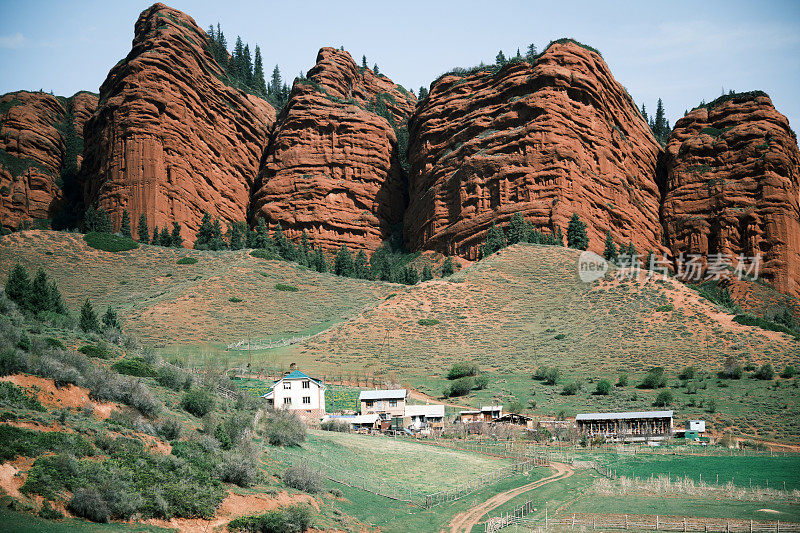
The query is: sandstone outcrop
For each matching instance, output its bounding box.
[662,91,800,296]
[252,47,415,252]
[0,90,98,231]
[404,40,664,259]
[81,3,274,245]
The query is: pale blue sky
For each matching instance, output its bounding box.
[1,0,799,130]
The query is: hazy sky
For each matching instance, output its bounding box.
[1,0,799,130]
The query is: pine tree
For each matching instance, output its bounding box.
[120,210,132,238]
[49,280,67,315]
[137,214,149,244]
[95,208,112,233]
[640,103,648,123]
[404,266,419,285]
[482,222,507,257]
[79,299,100,332]
[273,223,295,260]
[243,43,253,86]
[515,48,522,60]
[507,213,528,245]
[227,222,243,250]
[253,45,267,96]
[362,55,368,68]
[194,213,214,250]
[254,218,270,249]
[652,98,669,145]
[334,245,354,277]
[441,257,455,277]
[102,307,121,331]
[5,264,32,312]
[418,86,428,100]
[30,268,51,314]
[170,222,183,248]
[554,225,565,246]
[83,206,97,233]
[159,226,171,247]
[373,63,380,75]
[353,250,370,279]
[525,43,537,61]
[299,231,311,266]
[270,65,282,97]
[603,231,618,263]
[421,264,433,281]
[232,36,245,81]
[566,214,589,250]
[311,248,327,273]
[496,50,506,65]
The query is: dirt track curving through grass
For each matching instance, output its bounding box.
[445,461,574,533]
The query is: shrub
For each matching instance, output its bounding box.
[706,398,717,413]
[733,313,799,338]
[561,382,580,396]
[79,343,114,359]
[83,232,138,253]
[111,357,157,378]
[156,417,182,440]
[157,365,193,391]
[754,363,774,380]
[229,297,243,303]
[263,409,305,446]
[444,376,474,397]
[474,374,489,390]
[593,379,611,396]
[638,367,666,389]
[181,389,216,418]
[251,248,280,260]
[68,487,110,523]
[176,256,198,265]
[320,419,350,432]
[283,463,324,494]
[275,283,299,292]
[719,356,743,379]
[678,366,696,380]
[655,304,674,312]
[38,500,64,520]
[447,362,478,379]
[43,337,65,350]
[616,374,628,387]
[0,382,45,411]
[653,390,674,407]
[418,318,440,326]
[228,504,313,533]
[219,449,260,487]
[781,365,797,378]
[541,367,561,385]
[554,333,566,340]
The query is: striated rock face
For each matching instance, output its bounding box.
[663,92,800,296]
[404,41,664,259]
[0,90,98,231]
[252,47,415,252]
[81,3,274,245]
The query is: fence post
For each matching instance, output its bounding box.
[656,516,659,530]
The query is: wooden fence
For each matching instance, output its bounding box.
[487,510,800,533]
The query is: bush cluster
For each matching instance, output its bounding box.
[282,463,324,494]
[111,357,158,378]
[262,409,306,446]
[638,367,667,389]
[181,388,216,418]
[447,362,478,380]
[532,366,561,385]
[228,504,313,533]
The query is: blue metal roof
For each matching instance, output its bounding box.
[275,370,324,386]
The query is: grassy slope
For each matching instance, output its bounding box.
[2,231,798,439]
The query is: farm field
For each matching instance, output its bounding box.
[597,454,800,490]
[280,430,519,493]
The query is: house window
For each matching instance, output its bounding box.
[389,400,397,407]
[365,400,373,408]
[302,380,310,389]
[283,398,291,405]
[302,396,311,404]
[284,382,291,389]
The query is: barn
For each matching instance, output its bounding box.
[575,410,673,442]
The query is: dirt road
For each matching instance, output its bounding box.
[445,462,574,533]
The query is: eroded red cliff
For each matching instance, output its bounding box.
[404,41,664,259]
[251,47,415,252]
[81,3,275,244]
[662,92,800,296]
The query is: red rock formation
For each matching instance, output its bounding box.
[252,47,415,252]
[404,41,664,259]
[0,90,98,231]
[81,3,274,245]
[662,92,800,297]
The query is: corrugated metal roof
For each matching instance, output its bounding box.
[405,404,445,418]
[481,405,502,412]
[575,410,673,421]
[359,389,407,400]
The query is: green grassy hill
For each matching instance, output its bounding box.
[2,231,798,440]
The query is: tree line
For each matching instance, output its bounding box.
[206,23,290,111]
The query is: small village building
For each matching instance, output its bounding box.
[261,370,326,420]
[684,419,707,442]
[459,405,503,424]
[575,410,673,441]
[322,414,380,432]
[405,404,446,432]
[495,412,536,430]
[359,389,408,420]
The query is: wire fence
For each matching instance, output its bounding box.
[266,445,543,509]
[486,511,800,533]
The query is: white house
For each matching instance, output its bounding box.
[261,370,326,420]
[405,404,445,431]
[686,420,706,432]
